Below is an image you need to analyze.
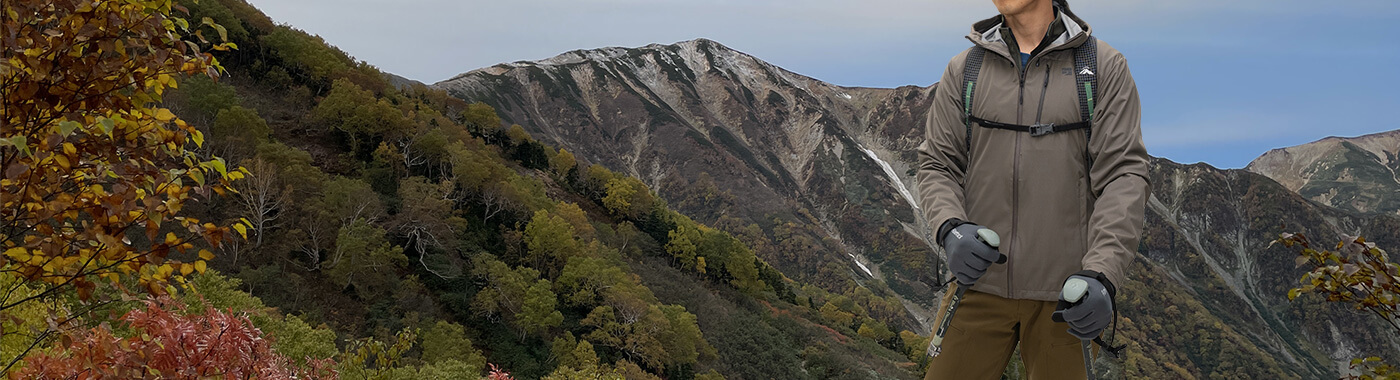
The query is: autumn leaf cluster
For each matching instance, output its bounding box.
[1279,232,1399,379]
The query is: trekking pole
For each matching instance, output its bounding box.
[927,228,1000,358]
[1060,277,1096,380]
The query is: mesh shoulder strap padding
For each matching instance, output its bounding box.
[961,47,986,152]
[1074,36,1098,141]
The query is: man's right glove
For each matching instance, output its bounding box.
[940,221,1006,285]
[1052,271,1116,340]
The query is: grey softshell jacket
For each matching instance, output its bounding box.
[916,8,1150,302]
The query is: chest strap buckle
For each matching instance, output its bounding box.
[1030,123,1056,137]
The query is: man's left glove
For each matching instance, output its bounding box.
[1052,271,1115,340]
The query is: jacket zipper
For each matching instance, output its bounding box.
[1010,56,1028,296]
[977,31,1087,298]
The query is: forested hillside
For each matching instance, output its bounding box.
[0,0,936,378]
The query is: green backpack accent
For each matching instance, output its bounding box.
[960,35,1099,149]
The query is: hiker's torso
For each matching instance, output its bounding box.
[958,10,1103,301]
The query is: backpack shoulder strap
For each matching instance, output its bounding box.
[961,46,986,153]
[1074,36,1098,141]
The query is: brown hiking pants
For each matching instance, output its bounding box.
[924,289,1091,379]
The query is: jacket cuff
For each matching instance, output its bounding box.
[1071,270,1116,300]
[936,218,969,247]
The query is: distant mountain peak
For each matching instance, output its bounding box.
[1247,128,1400,214]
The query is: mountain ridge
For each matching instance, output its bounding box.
[436,37,942,331]
[1247,129,1400,215]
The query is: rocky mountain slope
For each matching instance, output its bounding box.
[1138,158,1400,378]
[435,39,1399,378]
[1247,129,1400,215]
[437,39,942,330]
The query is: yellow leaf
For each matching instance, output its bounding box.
[165,232,178,245]
[3,247,28,261]
[153,108,175,122]
[232,223,247,239]
[198,249,214,261]
[63,142,76,156]
[180,263,193,276]
[195,260,207,274]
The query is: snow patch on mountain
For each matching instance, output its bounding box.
[849,253,874,277]
[862,147,919,210]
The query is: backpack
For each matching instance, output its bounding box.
[959,35,1098,151]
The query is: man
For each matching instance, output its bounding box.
[915,0,1149,378]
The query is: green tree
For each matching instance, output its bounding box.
[899,330,932,364]
[180,74,239,123]
[260,26,352,83]
[506,124,531,146]
[857,319,895,343]
[582,303,706,371]
[819,302,855,329]
[447,141,522,222]
[210,105,271,159]
[552,332,602,370]
[524,209,583,275]
[657,304,713,366]
[255,141,327,195]
[666,224,701,270]
[338,327,418,380]
[325,218,407,297]
[584,165,617,200]
[520,279,565,337]
[460,102,503,137]
[394,177,465,279]
[550,148,577,177]
[582,306,665,369]
[400,126,450,170]
[472,255,562,339]
[312,78,405,153]
[557,256,629,307]
[421,321,487,371]
[292,176,382,270]
[602,178,636,218]
[554,202,596,242]
[697,229,763,293]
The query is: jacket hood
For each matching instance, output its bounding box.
[967,2,1093,57]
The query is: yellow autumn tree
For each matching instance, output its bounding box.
[1,0,244,312]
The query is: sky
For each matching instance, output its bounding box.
[245,0,1400,169]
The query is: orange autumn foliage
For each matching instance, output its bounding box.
[15,298,335,379]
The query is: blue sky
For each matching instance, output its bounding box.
[246,0,1400,169]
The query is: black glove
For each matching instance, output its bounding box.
[940,221,1005,286]
[1052,271,1115,340]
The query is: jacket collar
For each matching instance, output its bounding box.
[967,3,1092,61]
